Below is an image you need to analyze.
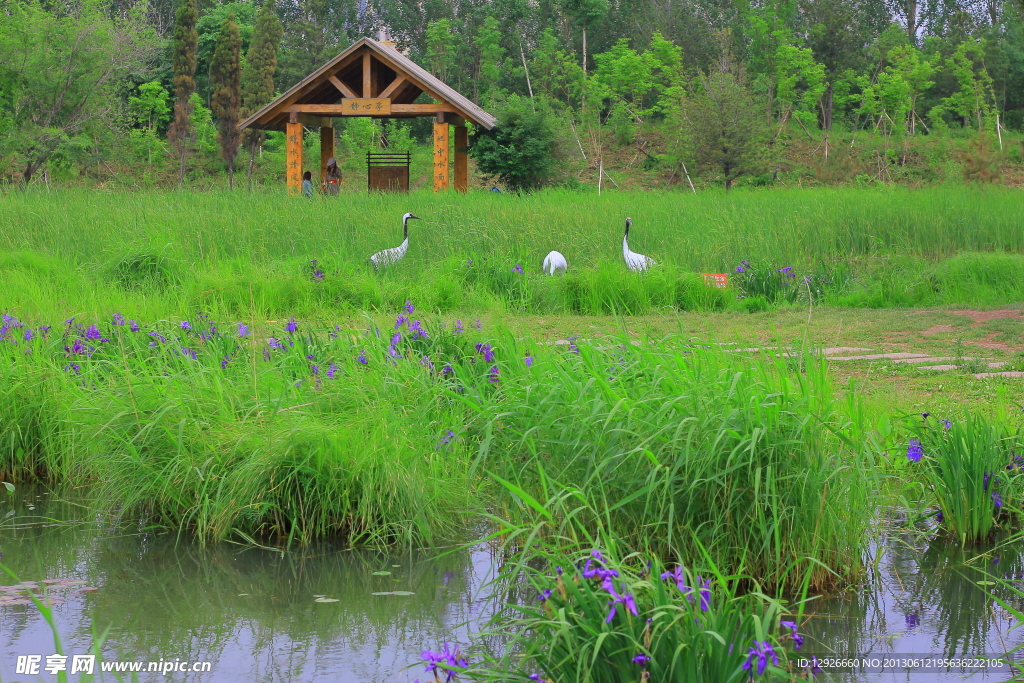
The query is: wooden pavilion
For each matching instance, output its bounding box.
[238,37,497,194]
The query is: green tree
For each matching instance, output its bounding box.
[128,81,172,132]
[669,45,767,190]
[529,29,586,106]
[470,94,559,191]
[167,0,199,185]
[426,19,456,82]
[474,16,506,103]
[930,40,997,130]
[240,0,283,188]
[0,0,157,184]
[210,13,242,189]
[561,0,609,71]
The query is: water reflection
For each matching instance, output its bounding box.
[0,489,498,682]
[801,524,1024,682]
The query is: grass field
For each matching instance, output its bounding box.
[3,185,1024,583]
[2,185,1024,323]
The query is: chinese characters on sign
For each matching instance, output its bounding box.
[340,99,392,115]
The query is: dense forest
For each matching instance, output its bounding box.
[1,0,1022,190]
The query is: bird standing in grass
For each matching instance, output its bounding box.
[542,250,568,276]
[622,217,655,272]
[369,213,420,269]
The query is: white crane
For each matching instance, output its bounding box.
[542,250,568,276]
[369,213,420,269]
[622,217,655,272]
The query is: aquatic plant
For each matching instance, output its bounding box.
[467,549,799,682]
[904,414,1023,543]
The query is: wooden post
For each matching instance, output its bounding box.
[433,119,449,192]
[320,126,335,186]
[454,125,468,193]
[286,117,303,195]
[362,51,372,98]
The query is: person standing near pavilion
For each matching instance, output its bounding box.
[324,158,341,195]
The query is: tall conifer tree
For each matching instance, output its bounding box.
[167,0,198,186]
[241,0,283,188]
[211,13,242,189]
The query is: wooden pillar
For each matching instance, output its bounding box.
[320,126,335,186]
[433,120,450,192]
[454,125,468,193]
[286,117,303,196]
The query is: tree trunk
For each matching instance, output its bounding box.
[582,25,587,73]
[822,82,834,131]
[228,163,234,190]
[907,0,918,44]
[247,137,258,191]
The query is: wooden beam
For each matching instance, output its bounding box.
[378,75,407,99]
[392,103,458,115]
[362,51,371,97]
[286,100,391,115]
[320,127,335,187]
[454,125,468,193]
[296,114,330,127]
[286,121,303,196]
[433,122,450,193]
[328,74,357,98]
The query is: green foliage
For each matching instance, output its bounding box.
[0,0,157,182]
[210,13,242,184]
[904,414,1023,544]
[168,0,198,163]
[474,16,505,103]
[470,95,559,191]
[670,57,768,190]
[930,40,997,131]
[128,81,172,132]
[240,0,282,119]
[425,19,456,83]
[473,550,795,682]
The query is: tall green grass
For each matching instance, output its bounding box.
[476,343,874,592]
[1,186,1023,321]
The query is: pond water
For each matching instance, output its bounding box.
[1,490,1023,682]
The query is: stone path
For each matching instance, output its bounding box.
[730,346,1019,378]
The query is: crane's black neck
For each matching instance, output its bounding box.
[624,221,630,237]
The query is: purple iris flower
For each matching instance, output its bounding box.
[567,337,580,354]
[488,365,500,383]
[778,266,795,277]
[906,438,923,463]
[742,641,779,677]
[112,313,125,326]
[286,317,298,333]
[512,264,523,274]
[311,364,320,376]
[268,338,283,350]
[605,582,638,622]
[922,412,930,419]
[180,321,192,331]
[421,642,468,681]
[181,347,197,360]
[780,620,804,649]
[23,329,33,342]
[735,264,746,274]
[942,419,951,429]
[357,352,368,365]
[696,576,711,612]
[85,325,101,340]
[39,325,51,337]
[984,473,992,490]
[474,319,482,329]
[409,320,428,339]
[404,301,415,314]
[935,508,944,523]
[660,566,688,594]
[221,356,230,369]
[992,491,1003,508]
[439,430,455,447]
[453,320,463,334]
[128,320,139,332]
[631,653,650,666]
[806,656,823,676]
[538,588,553,601]
[237,323,249,337]
[71,339,87,355]
[64,363,81,375]
[395,314,407,329]
[442,364,453,375]
[328,362,337,379]
[525,355,533,367]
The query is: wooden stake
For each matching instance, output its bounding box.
[681,161,696,194]
[433,121,450,192]
[597,159,602,195]
[454,125,468,193]
[286,119,303,195]
[320,126,334,186]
